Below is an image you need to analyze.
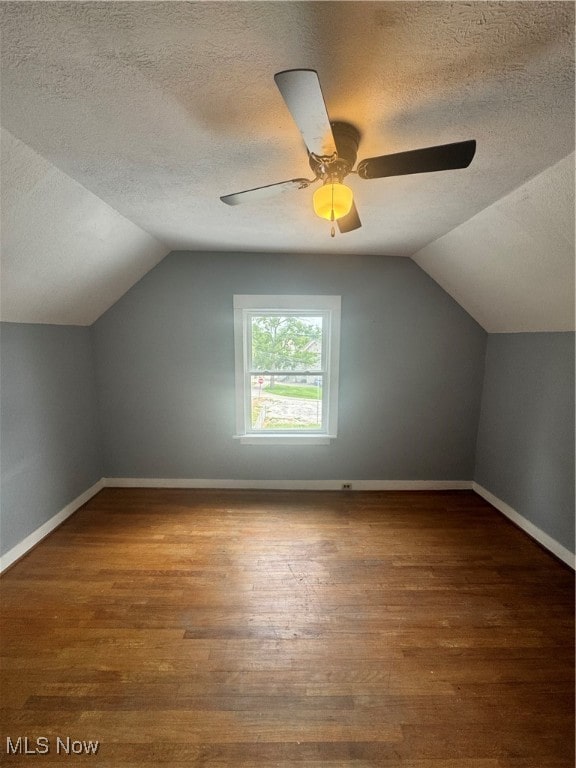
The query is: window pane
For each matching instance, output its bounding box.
[250,374,323,431]
[250,315,322,372]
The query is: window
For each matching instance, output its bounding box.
[233,295,341,444]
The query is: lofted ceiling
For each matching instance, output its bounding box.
[0,1,574,329]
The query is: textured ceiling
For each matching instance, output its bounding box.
[0,1,574,328]
[414,153,575,332]
[1,128,167,325]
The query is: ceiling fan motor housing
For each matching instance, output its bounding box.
[309,121,360,181]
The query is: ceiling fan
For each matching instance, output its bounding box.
[220,69,476,236]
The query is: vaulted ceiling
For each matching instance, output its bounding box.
[0,2,574,330]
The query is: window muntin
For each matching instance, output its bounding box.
[234,296,340,443]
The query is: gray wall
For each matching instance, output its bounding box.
[475,332,575,552]
[93,251,487,481]
[2,257,573,563]
[0,323,102,556]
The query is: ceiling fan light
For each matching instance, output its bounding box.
[313,182,353,221]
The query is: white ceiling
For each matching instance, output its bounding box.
[0,1,574,329]
[1,128,167,325]
[414,152,575,332]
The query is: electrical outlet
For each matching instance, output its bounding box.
[342,483,352,490]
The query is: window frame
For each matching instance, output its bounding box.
[233,295,341,445]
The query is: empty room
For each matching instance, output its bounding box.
[1,2,574,766]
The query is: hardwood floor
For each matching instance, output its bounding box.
[1,489,574,767]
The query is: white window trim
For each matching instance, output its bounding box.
[233,295,341,445]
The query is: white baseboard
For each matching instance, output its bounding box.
[0,479,105,573]
[473,482,575,569]
[104,477,474,491]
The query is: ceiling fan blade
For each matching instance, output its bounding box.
[337,201,362,233]
[274,69,337,158]
[357,140,476,180]
[220,178,312,206]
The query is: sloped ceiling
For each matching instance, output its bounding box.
[0,1,574,329]
[1,129,167,325]
[414,153,575,332]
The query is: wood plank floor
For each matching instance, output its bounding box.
[1,489,574,767]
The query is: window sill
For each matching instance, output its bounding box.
[234,434,335,445]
